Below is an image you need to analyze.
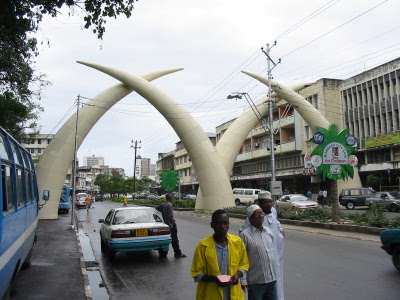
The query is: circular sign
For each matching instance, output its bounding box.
[313,132,324,144]
[345,135,356,146]
[349,155,358,167]
[311,155,322,167]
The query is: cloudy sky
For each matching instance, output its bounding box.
[35,0,400,176]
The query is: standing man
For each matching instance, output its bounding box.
[156,194,187,258]
[191,209,249,300]
[239,192,285,300]
[323,189,329,207]
[85,194,92,212]
[306,189,313,200]
[240,205,279,300]
[317,189,324,206]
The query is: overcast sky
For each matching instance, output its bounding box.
[35,0,400,176]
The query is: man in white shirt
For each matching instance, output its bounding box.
[239,192,285,300]
[240,205,278,300]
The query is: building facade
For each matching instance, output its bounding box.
[22,134,55,162]
[83,155,105,167]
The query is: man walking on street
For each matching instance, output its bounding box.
[323,189,329,207]
[156,194,187,258]
[191,209,249,300]
[239,192,285,300]
[240,205,279,300]
[85,195,92,212]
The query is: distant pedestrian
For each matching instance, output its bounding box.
[317,189,324,205]
[323,189,329,207]
[306,189,312,200]
[85,195,92,212]
[156,194,187,258]
[122,195,128,207]
[91,194,96,208]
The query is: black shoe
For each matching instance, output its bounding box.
[174,253,187,258]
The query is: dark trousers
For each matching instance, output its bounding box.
[170,223,182,257]
[248,281,277,300]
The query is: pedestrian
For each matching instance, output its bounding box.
[122,195,128,207]
[239,192,285,300]
[240,205,279,300]
[191,209,249,300]
[306,189,313,200]
[156,193,187,258]
[91,194,96,208]
[85,195,92,212]
[323,189,329,207]
[317,189,324,205]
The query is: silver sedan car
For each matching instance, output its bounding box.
[99,207,172,260]
[277,194,320,210]
[366,191,400,212]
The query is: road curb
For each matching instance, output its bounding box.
[74,214,93,300]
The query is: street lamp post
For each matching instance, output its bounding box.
[131,140,141,201]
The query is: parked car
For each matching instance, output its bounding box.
[276,194,319,210]
[146,194,158,200]
[380,228,400,271]
[98,207,172,259]
[183,194,197,200]
[233,188,267,206]
[366,191,400,212]
[75,193,88,208]
[339,187,374,210]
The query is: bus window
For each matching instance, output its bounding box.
[21,151,31,170]
[2,164,15,214]
[0,134,10,159]
[17,169,24,207]
[25,171,33,203]
[10,143,22,166]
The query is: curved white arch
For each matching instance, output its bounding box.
[241,71,361,189]
[78,61,234,212]
[37,68,183,219]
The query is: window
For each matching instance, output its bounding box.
[25,172,33,203]
[0,134,10,159]
[37,139,42,144]
[10,143,22,165]
[234,189,244,195]
[245,143,251,152]
[244,190,253,195]
[2,165,15,214]
[17,169,24,207]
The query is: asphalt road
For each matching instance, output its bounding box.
[77,200,400,300]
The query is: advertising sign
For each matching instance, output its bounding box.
[365,132,400,148]
[310,124,357,181]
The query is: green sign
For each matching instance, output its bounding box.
[159,169,179,191]
[365,132,400,148]
[310,124,356,181]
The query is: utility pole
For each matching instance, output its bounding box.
[71,95,80,228]
[131,140,141,200]
[262,42,281,201]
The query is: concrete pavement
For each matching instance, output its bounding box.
[11,213,90,300]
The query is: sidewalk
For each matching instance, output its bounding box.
[11,213,88,300]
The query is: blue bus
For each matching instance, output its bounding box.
[58,184,71,214]
[0,127,49,299]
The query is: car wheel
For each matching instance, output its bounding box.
[235,199,241,206]
[158,249,168,258]
[100,235,106,252]
[392,245,400,272]
[390,204,398,213]
[345,201,355,210]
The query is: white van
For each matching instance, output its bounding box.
[76,192,88,208]
[233,188,267,206]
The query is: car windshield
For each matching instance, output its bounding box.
[112,209,163,225]
[387,192,400,198]
[290,196,309,202]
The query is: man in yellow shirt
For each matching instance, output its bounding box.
[191,209,249,300]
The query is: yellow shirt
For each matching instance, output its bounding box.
[191,233,249,300]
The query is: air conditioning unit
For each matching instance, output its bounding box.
[255,143,259,147]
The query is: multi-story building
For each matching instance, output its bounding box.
[217,78,343,195]
[83,155,104,167]
[340,58,400,189]
[140,157,151,178]
[22,134,54,162]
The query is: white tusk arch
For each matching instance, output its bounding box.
[37,68,183,219]
[78,61,234,211]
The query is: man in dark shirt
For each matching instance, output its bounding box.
[156,194,187,258]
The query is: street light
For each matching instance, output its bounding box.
[131,140,141,200]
